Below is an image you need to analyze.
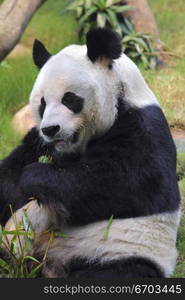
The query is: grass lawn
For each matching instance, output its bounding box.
[0,0,185,277]
[146,0,185,128]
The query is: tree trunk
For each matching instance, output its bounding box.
[125,0,162,49]
[0,0,46,61]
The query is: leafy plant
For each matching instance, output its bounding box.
[62,0,158,69]
[38,155,53,164]
[62,0,131,38]
[0,205,69,278]
[0,208,46,278]
[121,30,158,70]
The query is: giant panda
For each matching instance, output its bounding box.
[0,28,181,278]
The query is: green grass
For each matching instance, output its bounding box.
[0,56,38,154]
[174,216,185,278]
[0,0,185,277]
[0,0,78,159]
[177,153,185,215]
[22,0,79,53]
[174,153,185,277]
[149,0,185,55]
[144,0,185,128]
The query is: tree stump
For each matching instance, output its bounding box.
[0,0,46,61]
[125,0,162,50]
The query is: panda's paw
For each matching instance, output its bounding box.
[19,163,67,220]
[22,127,40,146]
[22,128,54,157]
[19,162,53,201]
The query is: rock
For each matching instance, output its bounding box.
[12,104,35,135]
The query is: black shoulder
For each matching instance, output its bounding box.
[87,103,180,216]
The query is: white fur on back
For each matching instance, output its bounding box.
[114,54,159,108]
[45,209,181,277]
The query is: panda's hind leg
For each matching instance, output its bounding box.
[66,257,164,279]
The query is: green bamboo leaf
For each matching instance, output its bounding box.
[19,263,25,278]
[138,32,150,39]
[97,12,106,27]
[86,0,93,9]
[96,0,106,10]
[54,232,69,238]
[61,0,82,14]
[129,51,140,58]
[38,155,52,163]
[132,37,149,51]
[103,215,114,240]
[23,256,40,264]
[123,35,149,52]
[120,23,130,35]
[0,258,11,273]
[111,5,132,13]
[22,209,32,232]
[23,235,33,252]
[122,35,134,43]
[66,0,83,10]
[147,39,156,53]
[124,17,134,32]
[27,262,44,278]
[78,6,97,25]
[107,8,118,29]
[3,230,31,236]
[135,43,143,54]
[106,0,124,7]
[115,26,122,36]
[141,54,149,68]
[10,235,18,255]
[76,6,83,18]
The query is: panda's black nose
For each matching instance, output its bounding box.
[42,125,60,137]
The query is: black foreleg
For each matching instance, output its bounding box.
[0,127,52,225]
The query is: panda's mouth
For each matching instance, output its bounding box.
[53,131,80,149]
[53,138,72,151]
[54,139,65,147]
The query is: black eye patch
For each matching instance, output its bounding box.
[39,97,46,118]
[62,92,84,113]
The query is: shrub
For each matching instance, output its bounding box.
[0,209,43,278]
[63,0,158,69]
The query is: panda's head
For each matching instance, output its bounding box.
[30,28,122,153]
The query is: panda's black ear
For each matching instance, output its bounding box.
[33,39,52,69]
[86,28,122,63]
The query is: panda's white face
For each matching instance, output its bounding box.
[30,45,119,153]
[30,29,159,153]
